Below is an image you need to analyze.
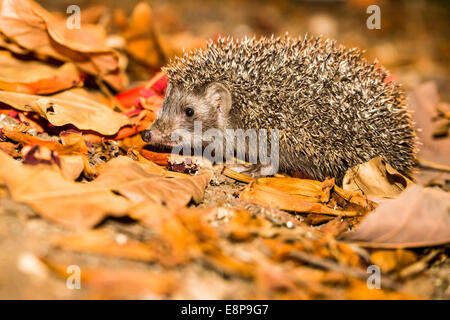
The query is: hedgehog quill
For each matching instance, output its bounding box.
[141,35,416,183]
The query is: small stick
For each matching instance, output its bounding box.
[418,157,450,173]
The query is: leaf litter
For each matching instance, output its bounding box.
[0,0,448,300]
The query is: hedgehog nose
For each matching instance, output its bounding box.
[140,129,152,143]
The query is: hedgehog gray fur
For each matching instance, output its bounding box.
[150,34,416,182]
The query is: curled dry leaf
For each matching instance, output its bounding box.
[222,167,255,183]
[256,177,332,202]
[0,0,127,90]
[115,72,167,109]
[340,185,450,248]
[3,129,87,155]
[58,155,84,181]
[112,110,156,141]
[3,129,93,179]
[21,144,85,181]
[140,149,172,166]
[342,157,414,199]
[0,51,82,94]
[0,90,129,135]
[223,168,371,217]
[0,153,212,229]
[240,183,358,216]
[94,156,212,208]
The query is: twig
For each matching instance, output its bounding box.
[398,249,442,279]
[418,157,450,173]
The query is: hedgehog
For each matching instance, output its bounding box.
[141,35,416,183]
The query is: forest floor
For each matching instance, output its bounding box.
[0,0,448,299]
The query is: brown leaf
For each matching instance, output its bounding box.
[256,177,329,202]
[0,153,212,229]
[3,130,91,179]
[0,51,82,94]
[340,185,450,248]
[342,157,414,198]
[0,90,129,135]
[58,155,84,181]
[0,151,129,228]
[240,183,359,216]
[3,129,87,155]
[0,32,28,55]
[0,0,127,90]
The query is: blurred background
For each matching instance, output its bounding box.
[38,0,450,99]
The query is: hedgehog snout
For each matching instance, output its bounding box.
[140,129,152,143]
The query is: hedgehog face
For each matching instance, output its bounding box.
[141,81,232,151]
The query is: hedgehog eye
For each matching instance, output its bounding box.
[185,107,195,117]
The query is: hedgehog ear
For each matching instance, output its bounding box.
[205,82,232,113]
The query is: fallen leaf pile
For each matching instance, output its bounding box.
[0,0,448,300]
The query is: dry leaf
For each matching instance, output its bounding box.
[0,0,127,90]
[240,183,358,216]
[0,51,82,94]
[3,129,91,179]
[0,151,129,228]
[342,157,414,198]
[340,185,450,248]
[59,155,85,180]
[0,152,212,229]
[0,32,28,55]
[140,149,172,166]
[0,90,129,135]
[3,129,87,155]
[256,177,330,202]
